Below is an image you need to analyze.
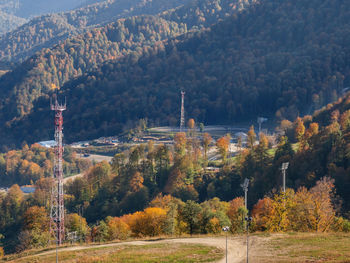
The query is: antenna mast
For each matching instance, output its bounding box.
[180,91,185,131]
[50,96,66,245]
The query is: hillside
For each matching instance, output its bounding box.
[0,0,348,148]
[0,0,256,149]
[0,0,193,64]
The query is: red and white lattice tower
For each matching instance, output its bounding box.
[180,91,185,131]
[50,96,66,245]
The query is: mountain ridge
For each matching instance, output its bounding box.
[0,0,349,149]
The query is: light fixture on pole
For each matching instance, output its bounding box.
[222,226,230,263]
[281,162,289,193]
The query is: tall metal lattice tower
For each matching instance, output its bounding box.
[180,91,185,131]
[50,97,66,245]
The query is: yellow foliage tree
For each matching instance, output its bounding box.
[266,189,296,232]
[124,207,167,237]
[174,132,187,157]
[294,117,305,150]
[65,213,90,241]
[106,217,130,240]
[129,171,144,192]
[216,136,230,164]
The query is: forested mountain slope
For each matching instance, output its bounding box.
[0,0,193,64]
[1,0,350,148]
[0,16,188,120]
[0,0,256,140]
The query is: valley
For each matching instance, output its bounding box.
[0,0,350,261]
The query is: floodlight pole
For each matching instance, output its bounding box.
[246,224,248,263]
[245,217,252,263]
[226,232,228,263]
[222,226,229,263]
[281,162,289,193]
[241,178,249,210]
[241,178,249,236]
[283,168,286,193]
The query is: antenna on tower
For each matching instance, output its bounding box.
[180,91,185,132]
[50,95,66,246]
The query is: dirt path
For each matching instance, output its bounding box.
[167,236,246,263]
[11,235,270,263]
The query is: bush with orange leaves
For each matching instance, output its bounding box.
[226,197,247,233]
[122,207,167,237]
[106,216,130,240]
[252,177,338,232]
[251,197,273,231]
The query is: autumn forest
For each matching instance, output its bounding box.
[0,0,350,259]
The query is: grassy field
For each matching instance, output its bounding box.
[7,243,223,263]
[256,233,350,263]
[3,233,350,263]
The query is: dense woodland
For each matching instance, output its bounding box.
[1,0,350,256]
[2,105,350,254]
[0,0,348,149]
[0,0,254,133]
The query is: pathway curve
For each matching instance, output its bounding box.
[11,235,269,263]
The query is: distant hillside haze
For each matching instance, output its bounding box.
[0,0,193,64]
[0,0,86,18]
[0,0,99,36]
[0,9,26,34]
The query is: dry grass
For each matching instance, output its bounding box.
[7,243,223,263]
[253,232,350,263]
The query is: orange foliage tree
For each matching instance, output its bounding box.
[123,207,167,237]
[216,136,230,164]
[226,197,246,233]
[202,132,212,163]
[174,132,187,157]
[251,197,273,231]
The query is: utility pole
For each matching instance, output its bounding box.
[180,91,185,132]
[281,162,289,193]
[50,96,66,248]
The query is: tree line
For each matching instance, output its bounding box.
[2,107,350,254]
[0,143,91,186]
